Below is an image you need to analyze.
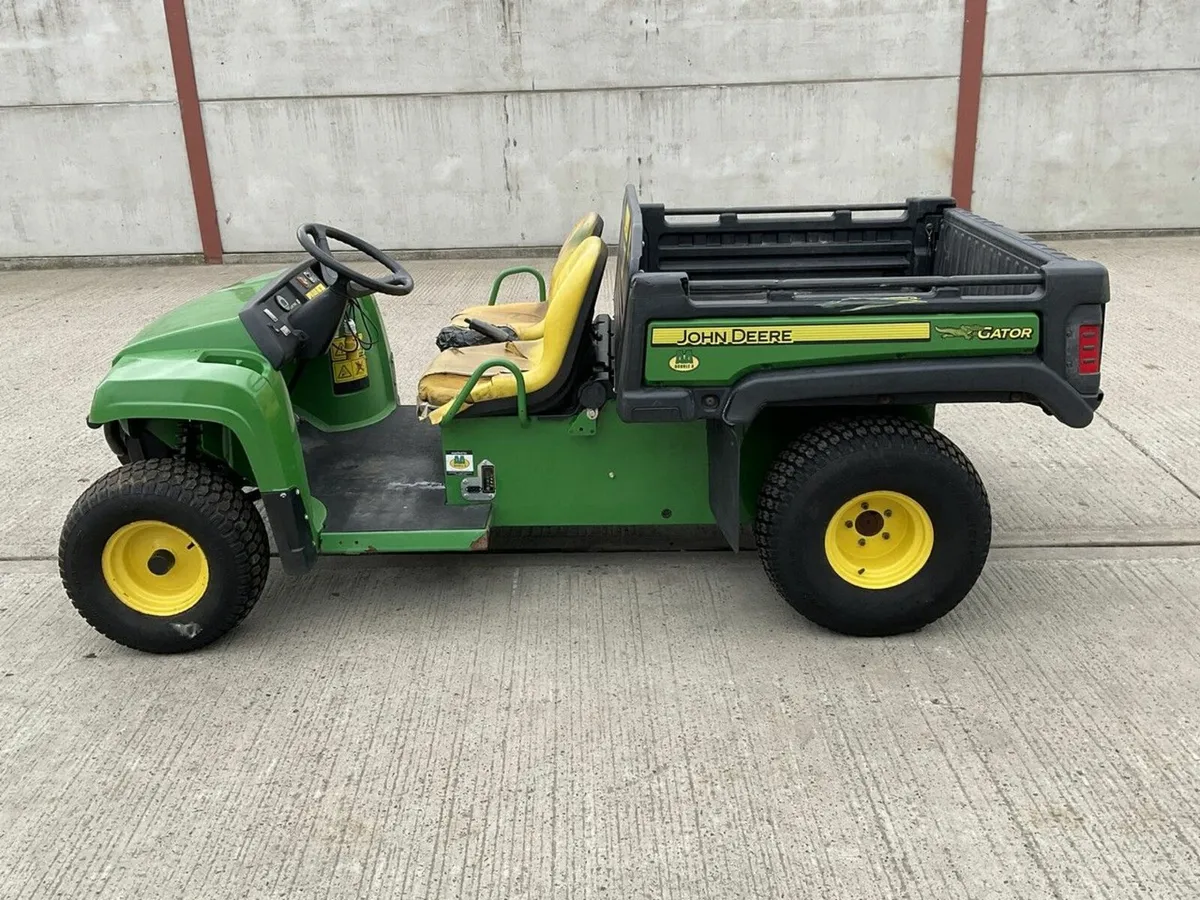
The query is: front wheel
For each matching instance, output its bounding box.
[59,459,270,653]
[755,416,991,636]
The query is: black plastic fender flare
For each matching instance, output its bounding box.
[706,358,1101,550]
[720,358,1099,429]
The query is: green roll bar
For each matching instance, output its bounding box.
[440,358,529,425]
[487,266,547,306]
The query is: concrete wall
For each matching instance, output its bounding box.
[973,0,1200,231]
[201,80,958,252]
[0,1,1196,259]
[0,1,201,256]
[189,0,964,252]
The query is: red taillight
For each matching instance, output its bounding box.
[1078,324,1102,375]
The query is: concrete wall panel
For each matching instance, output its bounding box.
[202,94,509,252]
[204,78,957,252]
[972,71,1200,232]
[0,1,176,106]
[0,104,201,256]
[983,0,1200,75]
[187,0,964,99]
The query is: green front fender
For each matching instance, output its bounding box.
[89,351,314,508]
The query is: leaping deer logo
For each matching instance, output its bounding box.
[934,324,983,340]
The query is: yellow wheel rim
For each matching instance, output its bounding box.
[824,491,934,590]
[101,520,209,616]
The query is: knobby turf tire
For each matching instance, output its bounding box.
[59,458,270,653]
[755,415,991,637]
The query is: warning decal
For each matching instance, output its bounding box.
[330,334,368,384]
[330,335,359,361]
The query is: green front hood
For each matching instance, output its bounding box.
[116,270,283,361]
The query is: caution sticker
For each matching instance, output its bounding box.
[330,334,368,384]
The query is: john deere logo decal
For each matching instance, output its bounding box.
[651,322,930,346]
[669,350,700,372]
[935,324,1035,340]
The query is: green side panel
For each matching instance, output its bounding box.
[289,294,399,432]
[438,407,713,526]
[645,312,1041,385]
[321,528,487,554]
[89,350,313,504]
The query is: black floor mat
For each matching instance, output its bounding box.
[299,406,490,534]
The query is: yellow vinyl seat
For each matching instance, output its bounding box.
[448,212,603,340]
[419,236,608,423]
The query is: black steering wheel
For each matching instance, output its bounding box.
[297,223,414,297]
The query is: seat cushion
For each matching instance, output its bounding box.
[449,302,547,339]
[420,237,607,426]
[417,340,541,407]
[442,213,601,341]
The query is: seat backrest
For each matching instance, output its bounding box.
[548,212,603,295]
[474,236,608,416]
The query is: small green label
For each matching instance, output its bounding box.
[669,350,700,372]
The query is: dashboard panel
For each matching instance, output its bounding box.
[238,262,339,369]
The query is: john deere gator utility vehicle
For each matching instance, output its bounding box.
[59,187,1108,653]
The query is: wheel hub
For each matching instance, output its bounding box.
[101,521,209,616]
[824,491,933,590]
[146,548,176,576]
[854,509,885,537]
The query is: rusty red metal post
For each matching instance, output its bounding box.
[951,0,988,210]
[162,0,223,263]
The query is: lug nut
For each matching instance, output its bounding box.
[857,568,866,575]
[861,502,869,510]
[845,520,853,528]
[857,538,866,546]
[882,533,890,540]
[884,509,892,517]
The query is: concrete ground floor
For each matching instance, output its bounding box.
[1,237,1198,898]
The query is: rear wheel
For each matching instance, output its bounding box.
[755,416,991,636]
[59,459,270,653]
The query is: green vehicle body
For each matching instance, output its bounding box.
[92,273,404,552]
[86,295,1054,560]
[86,187,1107,570]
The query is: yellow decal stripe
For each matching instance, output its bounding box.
[652,328,688,344]
[651,322,932,347]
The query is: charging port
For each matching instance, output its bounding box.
[460,459,496,502]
